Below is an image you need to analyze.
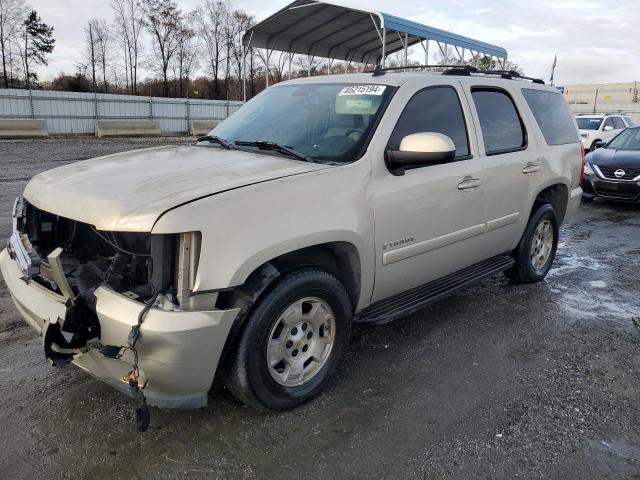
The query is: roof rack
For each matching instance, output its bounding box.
[370,64,545,84]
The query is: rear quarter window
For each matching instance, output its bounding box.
[522,89,579,145]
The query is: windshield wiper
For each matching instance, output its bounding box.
[197,135,235,150]
[235,140,314,163]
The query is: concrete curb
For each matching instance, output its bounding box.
[191,120,220,137]
[96,120,161,137]
[0,119,49,137]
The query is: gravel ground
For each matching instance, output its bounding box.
[0,138,639,479]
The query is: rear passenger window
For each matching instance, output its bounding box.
[471,89,526,154]
[613,117,626,129]
[388,86,470,159]
[521,88,580,146]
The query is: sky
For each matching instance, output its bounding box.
[26,0,640,86]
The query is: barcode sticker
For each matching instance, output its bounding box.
[338,85,386,96]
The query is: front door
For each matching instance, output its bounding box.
[371,82,487,303]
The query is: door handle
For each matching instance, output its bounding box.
[522,163,541,174]
[458,176,482,190]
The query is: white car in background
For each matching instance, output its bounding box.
[576,114,634,151]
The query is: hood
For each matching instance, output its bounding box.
[24,145,330,231]
[588,147,640,168]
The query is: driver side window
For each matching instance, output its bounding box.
[603,117,614,129]
[388,86,471,159]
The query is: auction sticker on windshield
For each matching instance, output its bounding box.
[339,85,386,96]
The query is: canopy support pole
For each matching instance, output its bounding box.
[404,32,408,66]
[242,31,253,102]
[381,28,386,67]
[421,40,429,67]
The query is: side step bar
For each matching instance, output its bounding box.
[355,254,515,324]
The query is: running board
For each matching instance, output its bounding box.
[356,254,515,324]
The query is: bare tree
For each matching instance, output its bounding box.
[84,21,98,90]
[143,0,181,97]
[0,0,26,87]
[228,10,253,100]
[194,0,228,99]
[93,19,112,93]
[172,13,198,98]
[256,48,273,87]
[111,0,144,94]
[271,51,290,83]
[296,54,320,77]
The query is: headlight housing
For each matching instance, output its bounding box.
[583,162,594,176]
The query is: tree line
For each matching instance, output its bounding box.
[0,0,523,101]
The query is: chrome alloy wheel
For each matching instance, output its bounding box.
[267,297,336,387]
[530,219,554,271]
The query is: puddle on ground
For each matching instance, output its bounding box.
[546,242,607,279]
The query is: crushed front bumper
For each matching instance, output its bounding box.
[0,248,239,409]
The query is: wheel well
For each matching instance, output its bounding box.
[531,184,569,222]
[214,242,361,376]
[267,242,361,310]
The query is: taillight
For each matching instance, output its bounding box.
[579,144,585,186]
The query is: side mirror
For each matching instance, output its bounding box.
[593,140,606,150]
[385,132,456,176]
[603,125,614,131]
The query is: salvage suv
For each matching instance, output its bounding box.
[1,68,583,418]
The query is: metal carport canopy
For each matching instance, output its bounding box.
[242,0,508,65]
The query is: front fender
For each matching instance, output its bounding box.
[151,162,375,310]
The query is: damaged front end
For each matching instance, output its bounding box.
[8,197,184,369]
[4,197,230,430]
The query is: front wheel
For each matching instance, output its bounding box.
[505,203,559,284]
[224,268,352,410]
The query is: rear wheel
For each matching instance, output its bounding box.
[505,203,559,284]
[224,268,352,410]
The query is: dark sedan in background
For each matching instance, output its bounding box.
[582,126,640,202]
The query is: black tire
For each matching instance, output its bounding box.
[505,203,559,284]
[224,268,352,411]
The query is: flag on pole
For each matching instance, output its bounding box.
[549,54,557,85]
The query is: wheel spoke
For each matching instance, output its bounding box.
[284,358,305,384]
[268,339,285,366]
[280,301,302,327]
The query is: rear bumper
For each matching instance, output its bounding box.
[565,186,583,221]
[582,175,640,202]
[0,248,239,409]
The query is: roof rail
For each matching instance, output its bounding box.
[369,64,545,84]
[443,66,545,84]
[371,64,476,76]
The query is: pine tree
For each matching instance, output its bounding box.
[22,9,54,88]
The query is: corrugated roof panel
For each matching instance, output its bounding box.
[244,0,507,62]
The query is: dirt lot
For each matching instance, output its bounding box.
[0,138,639,479]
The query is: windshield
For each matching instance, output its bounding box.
[211,83,392,163]
[606,128,640,150]
[576,117,603,130]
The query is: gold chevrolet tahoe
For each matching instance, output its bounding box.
[1,69,583,422]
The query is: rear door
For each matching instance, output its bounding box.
[461,80,533,255]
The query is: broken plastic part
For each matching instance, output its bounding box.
[99,344,123,359]
[43,318,77,367]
